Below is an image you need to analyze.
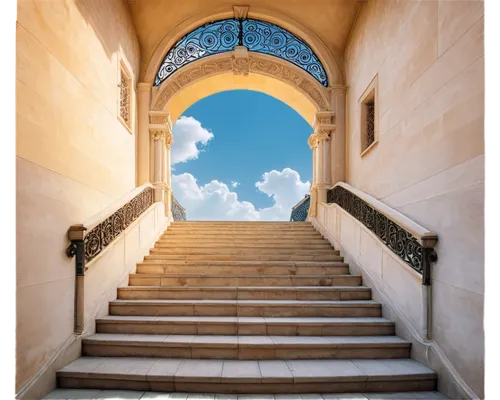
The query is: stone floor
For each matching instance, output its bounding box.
[43,389,448,400]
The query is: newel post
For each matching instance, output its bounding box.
[149,111,173,217]
[66,224,87,334]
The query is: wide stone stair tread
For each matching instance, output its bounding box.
[57,357,436,391]
[84,333,409,347]
[109,299,380,306]
[119,285,370,291]
[43,389,449,399]
[137,260,348,266]
[81,334,411,360]
[98,316,394,324]
[129,274,358,278]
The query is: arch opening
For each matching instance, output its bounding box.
[170,90,313,221]
[154,17,328,88]
[167,70,318,125]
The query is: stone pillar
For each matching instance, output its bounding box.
[308,133,318,218]
[137,83,152,185]
[149,111,173,216]
[330,85,347,183]
[312,111,336,206]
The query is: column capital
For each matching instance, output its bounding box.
[316,128,335,142]
[150,128,173,146]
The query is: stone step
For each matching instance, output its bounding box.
[156,240,331,246]
[96,316,396,336]
[166,227,319,233]
[145,254,343,262]
[136,263,350,276]
[44,389,449,400]
[155,242,334,249]
[108,299,381,318]
[118,286,371,301]
[162,232,324,238]
[149,248,339,255]
[167,224,317,229]
[128,274,362,287]
[82,334,411,360]
[57,357,437,393]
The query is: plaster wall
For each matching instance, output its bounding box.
[345,1,484,397]
[16,0,140,394]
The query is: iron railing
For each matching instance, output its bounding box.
[66,186,154,267]
[290,194,310,222]
[172,194,187,221]
[326,185,437,284]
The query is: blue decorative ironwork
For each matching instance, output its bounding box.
[290,195,310,222]
[155,18,328,87]
[172,194,187,221]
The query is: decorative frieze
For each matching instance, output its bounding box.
[152,52,330,111]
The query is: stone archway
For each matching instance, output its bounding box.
[136,6,347,220]
[151,49,331,124]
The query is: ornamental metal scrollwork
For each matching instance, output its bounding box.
[155,18,328,87]
[83,187,154,263]
[172,194,187,221]
[290,195,310,222]
[327,186,437,279]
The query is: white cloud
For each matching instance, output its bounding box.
[171,168,310,221]
[231,181,240,188]
[171,116,213,164]
[255,168,311,221]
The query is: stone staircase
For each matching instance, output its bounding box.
[57,221,438,395]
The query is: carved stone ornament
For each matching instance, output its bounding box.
[152,52,330,112]
[313,111,335,128]
[150,128,168,142]
[308,133,318,149]
[316,128,333,142]
[149,113,171,125]
[233,46,250,76]
[165,130,174,148]
[233,5,249,19]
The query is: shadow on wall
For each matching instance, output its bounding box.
[74,0,139,66]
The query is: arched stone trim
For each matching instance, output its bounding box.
[143,6,342,87]
[150,51,331,113]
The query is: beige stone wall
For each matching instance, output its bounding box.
[345,1,484,397]
[16,0,140,393]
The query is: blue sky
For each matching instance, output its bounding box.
[171,90,313,220]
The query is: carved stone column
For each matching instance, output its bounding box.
[137,83,152,185]
[308,133,318,218]
[313,111,335,204]
[149,111,173,216]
